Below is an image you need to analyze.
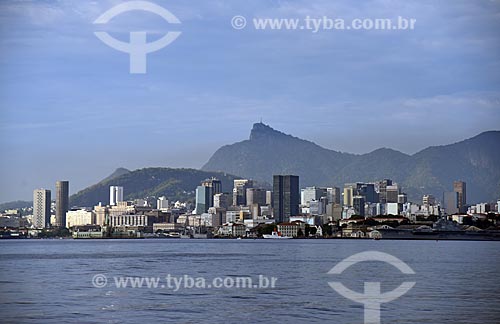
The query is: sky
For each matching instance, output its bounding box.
[1,0,500,202]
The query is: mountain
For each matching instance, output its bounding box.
[203,123,500,203]
[0,200,33,212]
[100,167,131,183]
[70,168,238,207]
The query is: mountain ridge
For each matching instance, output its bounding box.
[203,123,500,203]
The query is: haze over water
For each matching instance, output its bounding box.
[1,240,499,323]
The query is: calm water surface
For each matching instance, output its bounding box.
[0,239,499,323]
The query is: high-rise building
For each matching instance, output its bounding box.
[157,196,169,210]
[377,179,393,204]
[214,193,229,209]
[109,186,124,206]
[343,184,356,206]
[195,178,222,214]
[327,187,341,205]
[343,183,376,206]
[246,188,267,206]
[266,190,273,205]
[353,195,365,217]
[453,181,467,213]
[423,195,436,206]
[443,191,459,215]
[202,178,222,196]
[301,187,328,206]
[386,185,400,203]
[233,179,253,206]
[195,186,210,214]
[358,183,377,203]
[33,189,51,229]
[272,175,299,223]
[55,180,69,227]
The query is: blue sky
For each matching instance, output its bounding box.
[1,0,499,202]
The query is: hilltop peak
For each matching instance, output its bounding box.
[250,122,289,141]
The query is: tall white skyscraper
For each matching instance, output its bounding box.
[109,186,123,206]
[33,189,51,229]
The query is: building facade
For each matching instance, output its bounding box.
[273,175,299,223]
[109,186,124,206]
[33,189,51,229]
[157,196,169,210]
[233,179,253,206]
[66,209,95,228]
[55,180,69,227]
[453,181,467,213]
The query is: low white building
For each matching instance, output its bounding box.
[277,221,306,238]
[218,222,246,237]
[66,209,96,228]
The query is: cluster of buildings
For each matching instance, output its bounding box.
[1,176,500,239]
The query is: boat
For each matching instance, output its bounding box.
[376,218,500,241]
[262,231,292,239]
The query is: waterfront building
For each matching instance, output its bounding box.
[277,221,305,237]
[109,214,150,227]
[152,222,184,233]
[66,209,95,228]
[218,222,246,237]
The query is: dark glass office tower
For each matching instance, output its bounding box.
[55,180,69,227]
[453,181,466,213]
[272,175,299,223]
